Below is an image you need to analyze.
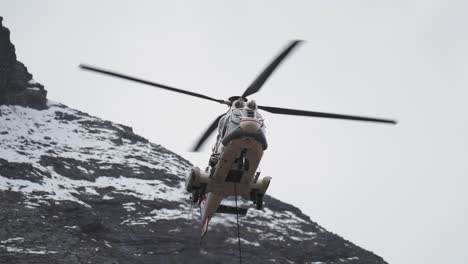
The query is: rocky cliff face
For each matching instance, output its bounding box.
[0,18,387,263]
[0,17,47,110]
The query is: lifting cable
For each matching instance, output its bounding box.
[187,199,194,222]
[234,183,242,264]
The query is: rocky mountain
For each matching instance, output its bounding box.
[0,17,47,110]
[0,17,387,263]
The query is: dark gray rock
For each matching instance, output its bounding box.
[0,17,47,110]
[0,158,49,183]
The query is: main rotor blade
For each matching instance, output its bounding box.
[241,40,303,99]
[192,114,225,152]
[258,105,397,124]
[79,64,228,105]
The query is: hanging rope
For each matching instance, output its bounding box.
[234,183,242,264]
[187,198,194,222]
[198,204,203,245]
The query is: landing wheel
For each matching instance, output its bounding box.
[250,190,257,203]
[191,190,199,203]
[193,184,207,205]
[256,194,264,210]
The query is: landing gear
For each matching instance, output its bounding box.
[235,149,249,171]
[250,190,264,210]
[255,194,264,210]
[191,190,199,203]
[227,150,249,183]
[189,183,206,204]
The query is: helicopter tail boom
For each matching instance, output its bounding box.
[200,192,223,238]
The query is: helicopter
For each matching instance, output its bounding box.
[79,40,396,238]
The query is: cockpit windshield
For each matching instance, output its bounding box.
[242,109,255,118]
[230,107,263,125]
[231,108,255,118]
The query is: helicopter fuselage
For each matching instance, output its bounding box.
[185,102,272,237]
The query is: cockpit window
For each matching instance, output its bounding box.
[229,108,263,126]
[243,109,255,118]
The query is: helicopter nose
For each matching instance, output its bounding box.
[240,119,260,132]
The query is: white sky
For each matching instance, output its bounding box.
[3,1,468,263]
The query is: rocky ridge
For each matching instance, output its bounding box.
[0,17,47,110]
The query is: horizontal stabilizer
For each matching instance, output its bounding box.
[216,205,248,216]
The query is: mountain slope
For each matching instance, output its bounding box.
[0,103,386,264]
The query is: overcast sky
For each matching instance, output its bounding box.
[3,1,468,263]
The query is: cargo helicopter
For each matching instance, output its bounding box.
[79,40,396,239]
